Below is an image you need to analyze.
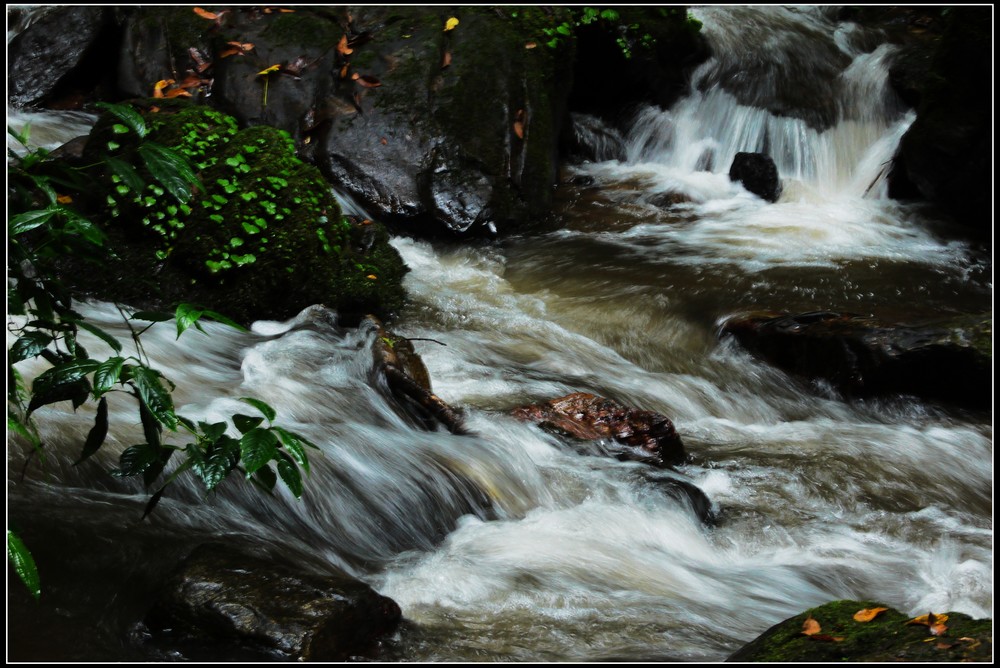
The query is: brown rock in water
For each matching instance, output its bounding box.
[145,543,402,661]
[512,392,686,468]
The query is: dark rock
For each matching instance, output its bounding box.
[645,472,716,525]
[8,7,113,109]
[728,152,782,202]
[145,543,402,661]
[648,191,693,209]
[887,7,991,238]
[720,311,992,410]
[728,599,992,662]
[563,113,627,163]
[115,6,575,238]
[512,392,686,468]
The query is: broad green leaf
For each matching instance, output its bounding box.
[115,442,160,476]
[28,359,99,414]
[187,437,237,491]
[10,331,53,363]
[129,366,177,429]
[233,413,264,434]
[141,487,166,520]
[198,420,228,441]
[138,142,198,204]
[74,321,123,354]
[143,448,173,489]
[240,427,278,475]
[7,414,41,450]
[138,396,162,448]
[75,396,109,465]
[9,208,56,236]
[63,210,106,247]
[252,464,277,492]
[239,397,276,422]
[94,102,147,138]
[93,356,125,396]
[273,425,320,450]
[7,530,40,600]
[277,454,303,499]
[175,303,204,339]
[176,415,196,431]
[105,155,145,193]
[272,425,311,475]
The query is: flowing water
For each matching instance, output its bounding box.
[7,6,992,662]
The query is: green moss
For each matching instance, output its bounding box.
[729,600,993,662]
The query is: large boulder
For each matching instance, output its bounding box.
[512,392,686,468]
[728,599,992,662]
[728,152,782,202]
[67,102,407,325]
[720,311,992,410]
[112,6,576,238]
[887,7,991,237]
[145,543,402,661]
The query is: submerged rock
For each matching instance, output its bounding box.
[728,599,992,662]
[145,543,402,661]
[720,311,992,410]
[728,152,782,202]
[512,392,686,468]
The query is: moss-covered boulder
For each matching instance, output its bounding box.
[728,599,992,662]
[76,102,407,324]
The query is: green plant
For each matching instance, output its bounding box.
[7,117,319,599]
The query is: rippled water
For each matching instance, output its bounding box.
[7,5,992,663]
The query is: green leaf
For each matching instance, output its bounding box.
[252,464,277,492]
[75,396,109,465]
[63,209,106,247]
[143,448,173,489]
[10,331,53,363]
[93,356,125,396]
[74,321,123,354]
[94,102,147,138]
[28,359,99,414]
[7,530,40,600]
[272,425,312,475]
[138,142,198,204]
[277,454,303,499]
[129,366,177,429]
[141,487,166,520]
[105,155,145,193]
[9,208,57,236]
[556,23,572,36]
[233,414,264,434]
[239,397,276,422]
[138,396,162,449]
[7,413,41,451]
[198,420,229,441]
[187,436,238,491]
[240,427,278,475]
[175,303,204,339]
[200,309,248,332]
[115,442,160,477]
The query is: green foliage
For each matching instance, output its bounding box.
[528,6,659,58]
[7,114,320,598]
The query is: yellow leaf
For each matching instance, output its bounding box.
[366,274,378,280]
[56,194,73,204]
[908,613,949,627]
[801,615,821,636]
[444,17,459,32]
[257,64,281,76]
[853,607,889,623]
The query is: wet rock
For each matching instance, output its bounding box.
[720,311,992,410]
[563,113,627,163]
[512,392,686,468]
[145,543,402,661]
[8,7,113,109]
[728,599,992,662]
[644,471,717,525]
[728,152,782,202]
[887,7,991,237]
[648,191,693,209]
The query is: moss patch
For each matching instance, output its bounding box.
[728,600,992,662]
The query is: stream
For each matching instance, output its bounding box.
[7,5,992,662]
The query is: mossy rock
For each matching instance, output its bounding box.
[76,102,407,324]
[728,600,992,662]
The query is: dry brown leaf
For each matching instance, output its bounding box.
[178,74,205,89]
[935,641,956,650]
[908,613,949,627]
[193,7,218,20]
[929,622,948,637]
[340,64,350,79]
[441,51,452,69]
[337,34,353,56]
[189,47,211,72]
[380,137,388,145]
[164,88,192,98]
[525,41,537,49]
[853,607,889,623]
[219,47,242,58]
[801,615,821,636]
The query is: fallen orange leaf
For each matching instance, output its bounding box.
[801,615,821,636]
[366,274,378,280]
[929,622,948,637]
[193,7,218,20]
[908,613,949,627]
[353,73,381,88]
[337,34,353,56]
[164,88,192,98]
[219,47,242,58]
[853,607,888,623]
[340,64,350,79]
[56,194,72,204]
[441,51,452,68]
